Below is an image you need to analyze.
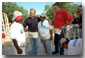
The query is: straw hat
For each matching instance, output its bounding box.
[40,13,46,18]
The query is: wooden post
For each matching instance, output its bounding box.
[2,13,10,41]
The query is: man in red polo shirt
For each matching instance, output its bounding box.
[52,2,74,55]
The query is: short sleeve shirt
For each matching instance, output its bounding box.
[54,9,74,28]
[38,20,51,38]
[23,16,40,32]
[10,22,26,43]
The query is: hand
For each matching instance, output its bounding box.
[50,35,53,41]
[79,24,82,29]
[60,26,65,30]
[17,48,22,54]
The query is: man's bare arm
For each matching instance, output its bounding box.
[12,39,22,54]
[50,30,53,41]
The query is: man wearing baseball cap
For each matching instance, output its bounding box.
[10,11,26,55]
[38,13,53,55]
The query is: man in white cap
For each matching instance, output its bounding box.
[10,11,26,55]
[38,13,53,55]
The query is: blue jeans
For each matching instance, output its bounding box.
[79,29,82,38]
[64,27,67,34]
[41,39,52,55]
[72,25,79,38]
[29,38,40,55]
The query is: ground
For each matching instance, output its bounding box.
[2,39,68,55]
[2,30,69,55]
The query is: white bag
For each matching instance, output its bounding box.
[54,28,62,35]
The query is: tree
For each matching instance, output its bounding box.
[2,2,28,23]
[44,2,82,25]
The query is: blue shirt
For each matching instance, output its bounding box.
[23,16,40,32]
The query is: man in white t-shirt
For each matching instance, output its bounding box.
[38,13,53,55]
[10,11,26,55]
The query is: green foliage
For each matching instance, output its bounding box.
[2,2,82,25]
[44,2,82,25]
[2,2,28,23]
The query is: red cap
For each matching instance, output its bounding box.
[15,16,22,22]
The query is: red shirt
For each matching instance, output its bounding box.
[54,9,74,28]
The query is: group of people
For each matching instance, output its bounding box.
[10,2,82,55]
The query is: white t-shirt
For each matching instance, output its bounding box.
[68,38,82,55]
[10,22,26,44]
[38,20,52,39]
